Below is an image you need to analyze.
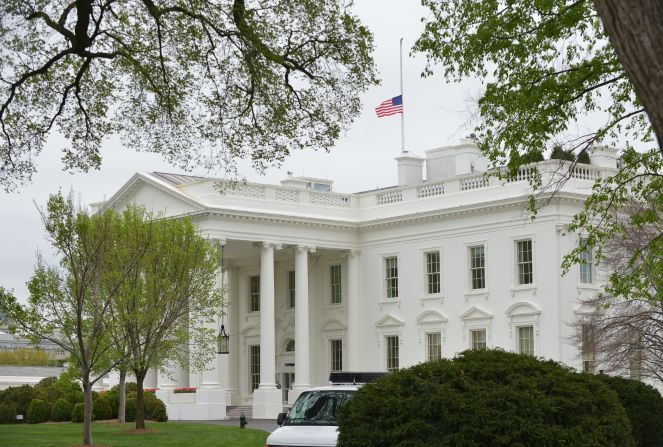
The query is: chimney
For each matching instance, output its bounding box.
[589,145,619,169]
[395,153,424,186]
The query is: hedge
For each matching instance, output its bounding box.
[51,398,73,422]
[145,393,168,422]
[597,374,663,447]
[93,396,113,420]
[125,398,137,422]
[71,403,85,423]
[338,349,635,447]
[0,402,16,423]
[26,399,49,424]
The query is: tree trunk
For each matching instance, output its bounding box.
[594,0,663,157]
[118,369,127,423]
[83,378,94,446]
[134,369,147,430]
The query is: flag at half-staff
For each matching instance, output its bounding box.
[375,95,403,118]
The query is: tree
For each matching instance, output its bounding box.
[0,0,377,191]
[0,193,147,445]
[109,207,222,430]
[414,0,662,300]
[572,201,663,384]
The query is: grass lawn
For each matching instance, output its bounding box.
[0,421,268,447]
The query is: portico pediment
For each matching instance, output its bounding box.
[375,314,405,328]
[416,310,448,325]
[460,306,493,321]
[321,319,346,332]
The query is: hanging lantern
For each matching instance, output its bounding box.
[217,324,229,354]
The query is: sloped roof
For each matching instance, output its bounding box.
[151,171,207,186]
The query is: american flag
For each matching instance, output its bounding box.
[375,95,403,117]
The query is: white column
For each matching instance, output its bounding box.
[252,242,283,419]
[200,239,225,390]
[347,249,361,371]
[289,246,314,403]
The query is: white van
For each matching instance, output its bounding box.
[265,372,386,447]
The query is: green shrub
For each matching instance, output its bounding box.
[550,146,590,164]
[145,394,168,422]
[93,396,112,420]
[598,375,663,447]
[51,398,73,422]
[64,390,84,405]
[35,377,57,388]
[52,372,81,395]
[33,386,60,407]
[0,385,34,416]
[71,403,85,423]
[105,390,119,419]
[26,399,49,424]
[338,350,635,447]
[125,398,136,422]
[126,390,137,400]
[0,402,16,423]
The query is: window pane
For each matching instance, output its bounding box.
[579,238,593,284]
[518,326,534,356]
[516,240,533,285]
[581,323,596,373]
[426,251,441,295]
[249,345,260,392]
[469,246,485,290]
[385,257,399,298]
[330,265,342,304]
[288,270,296,308]
[386,336,399,372]
[471,329,486,350]
[249,276,260,312]
[426,332,442,362]
[330,339,343,372]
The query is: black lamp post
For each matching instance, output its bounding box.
[217,324,229,354]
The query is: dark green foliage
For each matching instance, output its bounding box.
[597,375,663,447]
[92,396,112,420]
[338,350,635,447]
[104,390,119,419]
[64,390,84,406]
[26,399,49,424]
[144,393,168,422]
[0,402,16,423]
[52,373,81,395]
[51,398,73,422]
[0,385,34,416]
[32,386,61,408]
[550,146,590,164]
[71,403,85,423]
[125,398,137,423]
[35,377,57,388]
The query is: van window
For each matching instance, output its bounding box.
[284,390,354,426]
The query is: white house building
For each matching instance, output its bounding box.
[97,139,619,420]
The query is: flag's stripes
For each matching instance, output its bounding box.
[375,95,403,117]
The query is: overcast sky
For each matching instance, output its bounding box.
[0,0,483,301]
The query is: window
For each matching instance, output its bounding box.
[579,238,593,284]
[581,323,596,373]
[425,251,441,294]
[248,275,260,312]
[330,265,342,304]
[330,339,343,372]
[469,246,486,290]
[249,345,260,392]
[629,333,643,381]
[426,332,442,362]
[385,257,399,298]
[386,336,399,372]
[516,239,533,285]
[470,329,487,350]
[518,326,534,356]
[288,270,295,308]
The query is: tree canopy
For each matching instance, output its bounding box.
[0,0,377,191]
[414,0,663,299]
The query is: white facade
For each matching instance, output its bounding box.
[98,140,617,419]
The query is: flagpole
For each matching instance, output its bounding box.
[399,37,405,154]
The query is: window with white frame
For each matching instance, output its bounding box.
[249,345,260,392]
[470,329,487,350]
[330,339,343,372]
[386,335,399,372]
[425,251,441,294]
[385,257,399,299]
[469,246,486,290]
[426,332,442,362]
[288,270,295,308]
[330,264,342,304]
[516,239,534,285]
[579,238,593,284]
[580,322,596,373]
[248,275,260,312]
[518,326,534,356]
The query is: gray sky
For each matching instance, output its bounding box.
[0,0,482,301]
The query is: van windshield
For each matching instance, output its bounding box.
[284,390,355,426]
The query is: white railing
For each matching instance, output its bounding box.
[224,183,265,199]
[460,174,489,191]
[507,166,537,183]
[571,165,602,181]
[275,188,299,203]
[417,181,445,198]
[376,190,403,205]
[310,191,351,208]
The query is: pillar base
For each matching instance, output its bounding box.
[252,387,282,419]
